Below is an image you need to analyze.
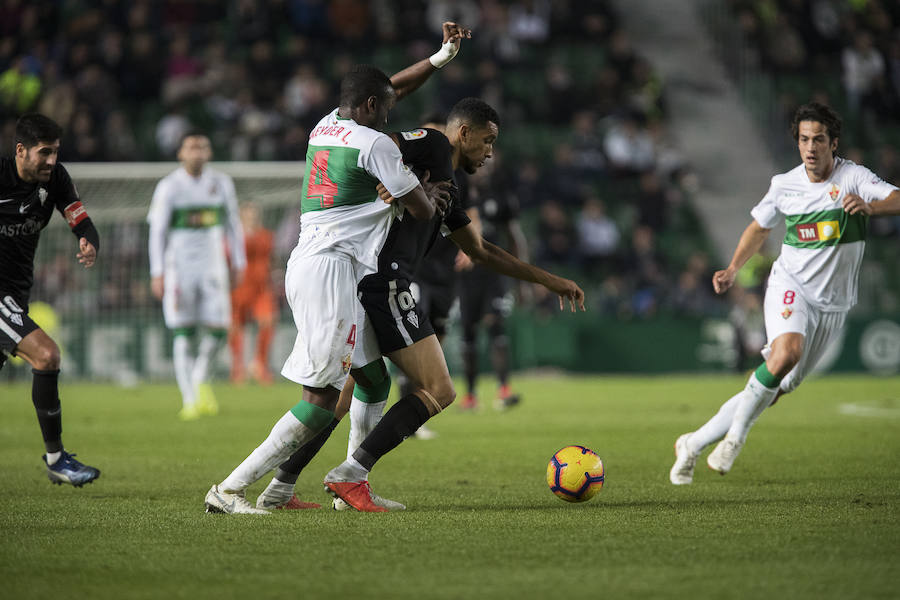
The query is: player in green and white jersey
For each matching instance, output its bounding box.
[670,102,900,484]
[205,23,470,515]
[148,132,246,421]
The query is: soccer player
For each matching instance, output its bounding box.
[229,201,276,385]
[670,102,900,485]
[0,113,101,487]
[148,132,247,421]
[457,160,529,411]
[256,98,586,512]
[204,22,470,515]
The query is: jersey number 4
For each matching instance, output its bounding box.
[307,150,338,208]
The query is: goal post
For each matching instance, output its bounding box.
[20,162,305,383]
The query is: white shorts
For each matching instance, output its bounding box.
[163,266,230,329]
[280,250,361,390]
[352,300,381,369]
[762,274,847,393]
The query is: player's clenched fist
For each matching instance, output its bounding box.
[712,268,736,295]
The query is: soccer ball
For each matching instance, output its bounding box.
[547,445,605,502]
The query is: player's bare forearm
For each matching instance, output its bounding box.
[728,220,770,272]
[506,220,529,261]
[713,220,770,294]
[451,227,585,310]
[390,59,437,101]
[850,189,900,216]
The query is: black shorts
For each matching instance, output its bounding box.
[459,266,511,329]
[358,274,435,354]
[0,293,39,370]
[410,279,456,337]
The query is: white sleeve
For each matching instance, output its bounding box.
[364,135,420,199]
[222,175,247,272]
[147,179,173,277]
[852,164,898,203]
[750,176,782,229]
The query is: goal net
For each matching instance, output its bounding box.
[15,162,305,383]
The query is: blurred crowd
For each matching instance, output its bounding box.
[7,1,898,373]
[1,0,723,325]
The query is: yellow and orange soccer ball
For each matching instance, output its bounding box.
[547,445,605,502]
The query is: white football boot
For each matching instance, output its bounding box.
[204,485,270,515]
[707,436,744,475]
[256,479,295,510]
[669,433,698,485]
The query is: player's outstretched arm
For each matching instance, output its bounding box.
[843,190,900,216]
[376,172,450,220]
[390,21,471,101]
[712,220,771,295]
[450,223,585,312]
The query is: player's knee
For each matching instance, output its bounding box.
[427,377,456,409]
[769,347,801,378]
[33,340,60,370]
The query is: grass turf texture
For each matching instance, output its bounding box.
[2,374,898,600]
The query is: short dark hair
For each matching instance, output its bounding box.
[15,113,63,148]
[179,129,209,148]
[339,64,393,108]
[447,97,501,129]
[791,102,842,142]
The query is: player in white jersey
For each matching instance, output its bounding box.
[670,102,900,485]
[204,22,469,515]
[148,132,247,421]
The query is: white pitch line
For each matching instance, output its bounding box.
[838,403,900,418]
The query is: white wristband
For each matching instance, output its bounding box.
[429,41,459,68]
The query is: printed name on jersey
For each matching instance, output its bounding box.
[828,184,840,201]
[0,219,41,237]
[795,220,840,242]
[63,201,88,228]
[400,129,428,140]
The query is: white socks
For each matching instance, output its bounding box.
[220,411,321,492]
[727,374,778,444]
[347,398,386,462]
[686,390,745,455]
[45,451,62,466]
[192,333,224,389]
[173,335,195,406]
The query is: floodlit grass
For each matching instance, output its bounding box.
[2,374,898,599]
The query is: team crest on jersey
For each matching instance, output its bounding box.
[341,353,352,374]
[38,187,48,205]
[782,307,793,319]
[828,184,840,201]
[400,128,428,140]
[406,311,419,329]
[10,313,23,326]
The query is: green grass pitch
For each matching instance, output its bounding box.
[2,374,898,599]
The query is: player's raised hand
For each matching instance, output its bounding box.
[712,268,736,295]
[420,170,451,216]
[454,249,474,271]
[77,237,96,268]
[842,193,871,216]
[442,21,472,47]
[376,182,395,204]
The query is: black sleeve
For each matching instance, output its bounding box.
[73,217,100,253]
[52,163,100,252]
[395,128,455,183]
[49,163,80,212]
